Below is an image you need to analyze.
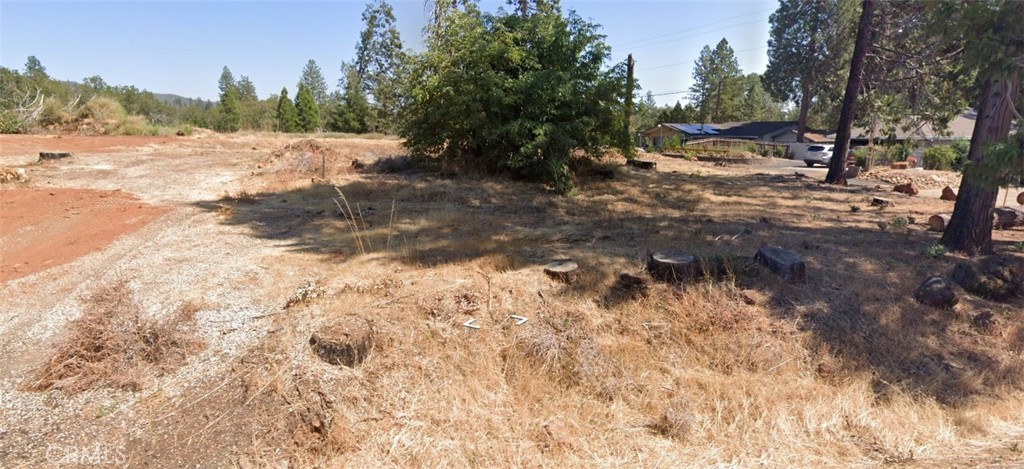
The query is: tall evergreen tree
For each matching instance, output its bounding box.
[355,0,406,133]
[737,73,784,121]
[299,59,329,105]
[689,38,742,124]
[763,0,856,142]
[294,83,321,132]
[237,76,258,102]
[329,62,370,133]
[276,87,299,133]
[216,67,241,132]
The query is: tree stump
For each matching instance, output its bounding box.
[844,165,861,179]
[890,162,909,169]
[928,214,952,232]
[38,152,72,161]
[628,159,657,170]
[646,251,697,283]
[993,207,1024,230]
[941,186,957,201]
[544,259,579,283]
[871,197,893,208]
[754,246,806,283]
[309,317,374,367]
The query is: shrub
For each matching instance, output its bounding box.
[120,115,151,135]
[950,140,970,171]
[923,145,959,171]
[78,96,127,122]
[38,98,70,127]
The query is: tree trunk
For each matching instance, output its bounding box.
[796,80,811,143]
[941,70,1022,255]
[624,54,635,159]
[825,0,875,184]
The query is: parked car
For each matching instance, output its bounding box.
[803,145,834,167]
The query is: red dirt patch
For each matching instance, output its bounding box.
[0,188,169,282]
[0,134,182,157]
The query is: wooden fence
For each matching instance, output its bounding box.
[681,138,790,156]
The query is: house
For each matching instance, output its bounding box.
[640,123,721,148]
[838,110,977,146]
[640,121,832,149]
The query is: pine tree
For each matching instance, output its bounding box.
[763,0,856,142]
[216,67,241,132]
[237,76,258,102]
[294,83,321,132]
[355,0,406,133]
[275,87,299,133]
[299,59,329,106]
[689,39,742,124]
[329,62,370,133]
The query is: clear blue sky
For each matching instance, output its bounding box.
[0,1,774,107]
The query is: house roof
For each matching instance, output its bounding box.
[716,121,797,139]
[642,123,720,136]
[839,111,976,141]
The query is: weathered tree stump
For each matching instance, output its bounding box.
[646,251,697,283]
[754,246,806,283]
[309,317,374,367]
[544,259,579,283]
[941,186,958,201]
[628,159,657,170]
[914,276,959,309]
[928,214,952,232]
[38,152,72,161]
[993,207,1024,230]
[871,197,894,208]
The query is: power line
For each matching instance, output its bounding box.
[636,45,768,73]
[611,7,774,49]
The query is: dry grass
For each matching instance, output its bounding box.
[142,151,1024,466]
[26,280,205,393]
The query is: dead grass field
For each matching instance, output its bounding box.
[2,134,1024,467]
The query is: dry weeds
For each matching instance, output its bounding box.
[26,280,205,393]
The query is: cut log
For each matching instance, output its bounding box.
[309,317,374,367]
[38,152,72,161]
[1018,191,1024,205]
[890,162,909,169]
[871,197,894,208]
[646,251,697,283]
[754,246,806,283]
[994,207,1024,230]
[941,186,957,201]
[928,214,952,232]
[628,159,657,170]
[544,259,579,283]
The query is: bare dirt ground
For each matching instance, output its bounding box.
[1,135,1023,467]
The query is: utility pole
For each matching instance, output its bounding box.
[625,54,635,159]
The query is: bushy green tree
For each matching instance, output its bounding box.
[294,83,321,132]
[276,87,299,132]
[690,38,743,123]
[401,2,626,194]
[737,73,784,121]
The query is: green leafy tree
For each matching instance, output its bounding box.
[24,56,48,81]
[294,83,321,132]
[355,0,406,133]
[401,2,625,194]
[299,59,329,106]
[275,87,299,132]
[737,73,785,121]
[690,38,743,124]
[763,0,856,141]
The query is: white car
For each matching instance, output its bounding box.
[803,145,835,167]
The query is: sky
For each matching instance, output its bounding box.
[0,0,775,107]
